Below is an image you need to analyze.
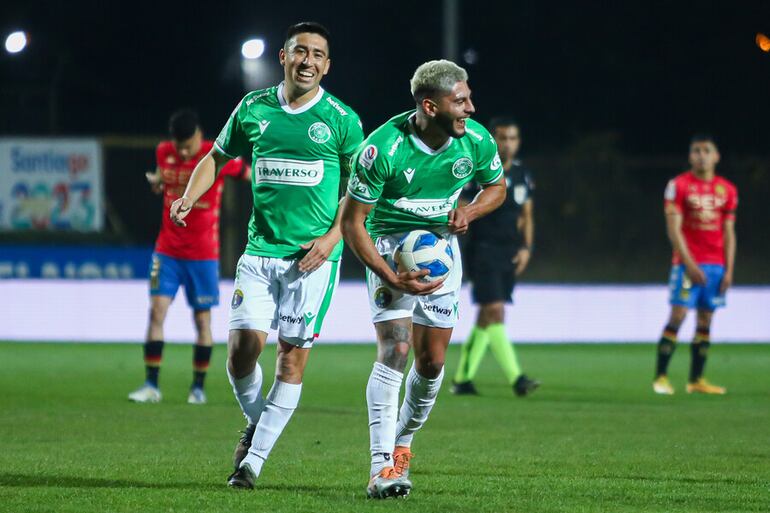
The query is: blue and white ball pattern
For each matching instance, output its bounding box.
[394,230,453,283]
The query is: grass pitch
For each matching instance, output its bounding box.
[0,342,768,513]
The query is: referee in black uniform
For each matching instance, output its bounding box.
[452,118,540,396]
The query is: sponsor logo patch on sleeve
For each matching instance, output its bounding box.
[491,153,502,171]
[358,144,378,170]
[348,172,371,199]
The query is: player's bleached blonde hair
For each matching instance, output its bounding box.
[410,60,468,101]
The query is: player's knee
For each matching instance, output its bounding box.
[227,331,261,370]
[668,308,687,327]
[275,343,307,384]
[149,303,168,325]
[696,311,713,329]
[479,303,504,326]
[193,310,211,331]
[380,342,410,371]
[415,355,444,380]
[275,360,304,384]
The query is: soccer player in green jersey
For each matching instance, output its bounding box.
[170,22,364,489]
[341,60,507,498]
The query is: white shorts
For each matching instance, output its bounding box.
[366,232,462,329]
[229,254,340,348]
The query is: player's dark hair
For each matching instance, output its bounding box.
[690,134,718,148]
[169,109,200,141]
[285,22,330,50]
[489,117,520,132]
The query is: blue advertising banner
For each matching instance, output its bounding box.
[0,246,153,279]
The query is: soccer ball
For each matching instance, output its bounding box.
[394,230,453,283]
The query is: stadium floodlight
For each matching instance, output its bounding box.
[462,48,479,65]
[241,38,265,60]
[757,33,770,53]
[5,30,27,54]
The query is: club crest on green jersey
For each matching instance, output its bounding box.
[452,157,474,178]
[308,122,331,144]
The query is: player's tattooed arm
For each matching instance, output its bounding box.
[375,319,412,371]
[341,197,443,295]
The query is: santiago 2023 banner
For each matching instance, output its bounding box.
[0,138,103,231]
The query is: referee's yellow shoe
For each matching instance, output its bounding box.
[686,378,726,395]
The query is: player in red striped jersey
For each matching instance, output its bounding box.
[653,135,737,395]
[129,109,250,404]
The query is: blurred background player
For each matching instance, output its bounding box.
[171,22,364,489]
[128,109,250,404]
[451,118,539,397]
[342,60,506,498]
[653,135,737,395]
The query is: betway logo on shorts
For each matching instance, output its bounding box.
[393,189,462,218]
[422,304,452,317]
[254,158,324,187]
[279,313,304,325]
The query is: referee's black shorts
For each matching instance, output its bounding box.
[464,241,518,304]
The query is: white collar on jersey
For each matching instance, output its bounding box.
[406,113,454,155]
[276,81,325,114]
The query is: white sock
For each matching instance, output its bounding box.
[241,379,302,477]
[227,364,264,426]
[395,363,444,448]
[367,362,404,476]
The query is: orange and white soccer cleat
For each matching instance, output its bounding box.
[393,446,414,478]
[366,466,411,499]
[686,378,726,395]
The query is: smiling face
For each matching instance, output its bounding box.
[426,81,476,138]
[279,32,330,95]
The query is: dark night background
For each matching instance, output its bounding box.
[2,0,769,281]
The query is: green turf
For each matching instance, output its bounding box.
[0,342,768,513]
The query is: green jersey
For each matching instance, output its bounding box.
[215,83,364,260]
[347,110,502,237]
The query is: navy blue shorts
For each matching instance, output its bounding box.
[149,253,219,310]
